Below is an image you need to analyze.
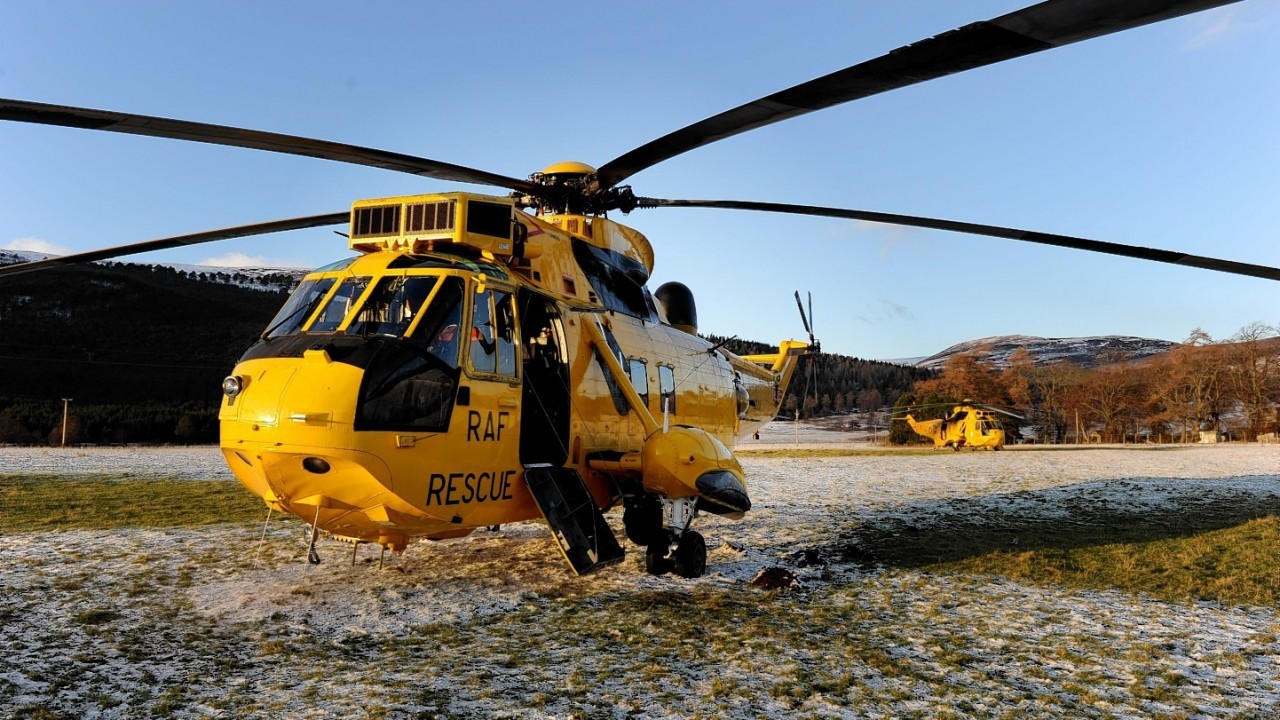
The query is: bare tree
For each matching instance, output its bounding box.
[1223,322,1280,441]
[915,348,1003,403]
[1074,357,1147,443]
[1148,328,1226,442]
[1031,360,1083,443]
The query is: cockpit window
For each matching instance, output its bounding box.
[407,276,465,369]
[469,287,517,377]
[262,277,336,339]
[309,276,370,333]
[347,276,437,338]
[494,291,517,376]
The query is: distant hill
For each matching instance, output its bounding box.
[915,334,1176,370]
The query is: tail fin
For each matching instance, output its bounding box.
[722,339,813,423]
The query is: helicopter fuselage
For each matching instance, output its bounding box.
[218,192,806,554]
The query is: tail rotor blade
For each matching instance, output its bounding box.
[794,290,814,343]
[807,291,814,340]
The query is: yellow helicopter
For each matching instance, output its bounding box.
[897,402,1023,451]
[2,0,1277,578]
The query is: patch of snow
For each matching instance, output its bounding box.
[2,443,1279,717]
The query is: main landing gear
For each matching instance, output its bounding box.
[624,496,707,578]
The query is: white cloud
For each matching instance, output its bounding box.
[3,237,71,255]
[855,296,914,326]
[822,219,926,259]
[198,252,306,268]
[1184,7,1266,50]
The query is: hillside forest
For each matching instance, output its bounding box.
[889,324,1280,445]
[707,336,933,420]
[0,261,291,445]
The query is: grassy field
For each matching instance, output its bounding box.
[933,516,1280,606]
[0,474,265,531]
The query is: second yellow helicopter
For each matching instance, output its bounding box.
[898,402,1020,451]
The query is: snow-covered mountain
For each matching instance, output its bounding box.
[0,249,309,292]
[915,334,1176,370]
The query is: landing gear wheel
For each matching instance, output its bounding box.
[672,530,707,579]
[645,541,671,576]
[624,499,663,547]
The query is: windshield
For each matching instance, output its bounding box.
[347,275,438,337]
[262,277,336,339]
[310,276,371,333]
[256,271,471,363]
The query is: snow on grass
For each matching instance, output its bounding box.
[1,441,1279,717]
[0,445,233,480]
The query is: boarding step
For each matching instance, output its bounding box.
[523,464,624,575]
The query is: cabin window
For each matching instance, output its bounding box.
[658,364,676,415]
[628,358,649,408]
[571,239,657,321]
[591,325,630,416]
[347,275,438,338]
[309,276,370,332]
[262,277,336,339]
[469,287,518,378]
[494,291,517,376]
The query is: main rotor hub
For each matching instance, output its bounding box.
[538,161,596,178]
[515,161,637,216]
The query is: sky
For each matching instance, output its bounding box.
[2,1,1277,361]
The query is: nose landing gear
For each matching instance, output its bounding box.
[632,496,708,578]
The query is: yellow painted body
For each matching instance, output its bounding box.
[904,405,1007,451]
[219,191,807,550]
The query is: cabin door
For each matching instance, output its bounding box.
[462,284,522,472]
[517,290,570,466]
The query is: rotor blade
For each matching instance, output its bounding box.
[639,198,1280,282]
[983,406,1027,420]
[0,98,539,194]
[0,212,347,279]
[594,0,1240,189]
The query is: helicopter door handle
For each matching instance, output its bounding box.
[498,399,518,408]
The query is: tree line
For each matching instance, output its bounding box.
[0,399,218,445]
[707,335,934,419]
[890,322,1280,444]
